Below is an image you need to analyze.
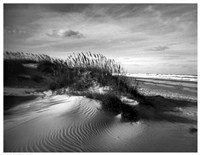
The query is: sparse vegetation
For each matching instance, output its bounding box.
[84,92,140,121]
[85,93,123,115]
[4,51,146,121]
[4,51,138,92]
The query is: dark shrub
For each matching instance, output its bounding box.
[57,72,74,87]
[49,81,60,90]
[4,60,26,85]
[72,73,94,91]
[121,104,140,122]
[37,61,56,74]
[85,93,122,115]
[31,75,44,83]
[72,79,93,91]
[4,60,26,77]
[4,52,143,108]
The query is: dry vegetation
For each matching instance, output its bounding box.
[4,51,197,124]
[4,51,136,91]
[4,51,145,121]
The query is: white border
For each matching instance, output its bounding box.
[1,1,199,155]
[2,0,200,4]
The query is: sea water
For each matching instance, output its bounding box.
[126,73,197,101]
[126,73,197,82]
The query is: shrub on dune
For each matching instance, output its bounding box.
[121,104,140,122]
[4,51,144,98]
[85,92,140,121]
[85,93,122,115]
[4,51,149,122]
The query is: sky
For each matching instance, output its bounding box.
[4,4,197,74]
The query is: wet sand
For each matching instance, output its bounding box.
[137,78,197,101]
[4,92,197,152]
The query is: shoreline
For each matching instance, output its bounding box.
[137,78,197,102]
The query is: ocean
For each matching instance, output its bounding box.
[126,73,197,101]
[126,73,197,82]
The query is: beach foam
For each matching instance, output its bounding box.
[126,73,197,82]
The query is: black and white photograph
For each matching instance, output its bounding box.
[3,2,197,152]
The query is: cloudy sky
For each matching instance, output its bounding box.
[4,4,197,74]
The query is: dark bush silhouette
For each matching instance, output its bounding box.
[85,93,123,115]
[4,51,141,94]
[121,104,140,121]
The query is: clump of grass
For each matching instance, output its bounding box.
[48,81,60,91]
[84,92,140,121]
[85,93,123,115]
[6,51,192,123]
[35,51,131,92]
[4,60,26,85]
[4,51,51,62]
[4,51,145,99]
[121,103,140,122]
[4,51,150,122]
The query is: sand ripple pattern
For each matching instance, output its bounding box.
[7,97,115,152]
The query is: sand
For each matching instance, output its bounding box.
[4,94,197,152]
[137,78,197,101]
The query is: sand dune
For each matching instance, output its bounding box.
[4,96,113,152]
[4,95,197,152]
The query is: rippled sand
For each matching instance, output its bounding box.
[4,95,197,152]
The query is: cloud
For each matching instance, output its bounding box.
[4,4,197,74]
[46,29,84,38]
[149,46,169,51]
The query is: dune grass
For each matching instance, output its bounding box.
[4,51,138,92]
[82,92,139,120]
[4,51,197,123]
[4,51,146,121]
[85,93,122,115]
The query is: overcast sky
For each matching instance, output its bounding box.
[4,4,197,74]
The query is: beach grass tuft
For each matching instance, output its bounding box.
[4,51,146,121]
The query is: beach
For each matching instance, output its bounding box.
[137,77,197,101]
[4,78,197,152]
[4,4,197,153]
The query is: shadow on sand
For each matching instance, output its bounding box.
[4,95,37,114]
[136,95,197,124]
